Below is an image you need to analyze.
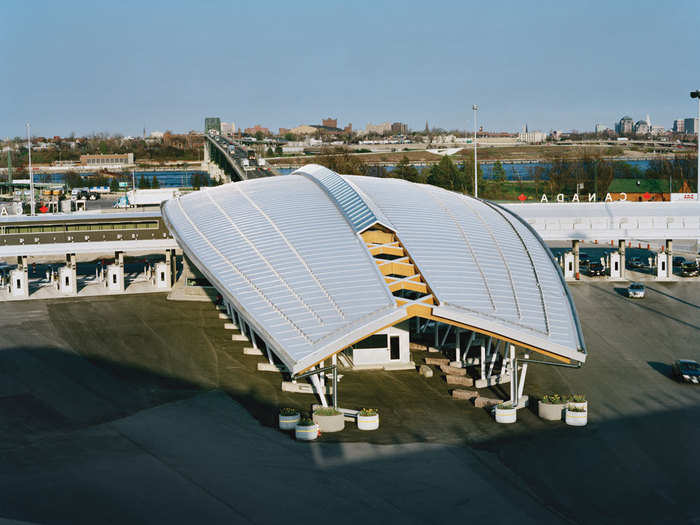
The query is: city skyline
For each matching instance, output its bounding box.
[2,0,699,137]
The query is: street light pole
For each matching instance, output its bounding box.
[692,90,700,201]
[26,123,35,215]
[472,104,478,198]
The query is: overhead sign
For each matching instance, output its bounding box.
[539,192,629,203]
[118,181,129,188]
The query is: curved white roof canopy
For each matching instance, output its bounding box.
[162,164,586,374]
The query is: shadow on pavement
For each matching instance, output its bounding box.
[647,360,673,379]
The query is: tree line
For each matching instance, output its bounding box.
[311,147,697,200]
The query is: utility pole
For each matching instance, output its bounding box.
[472,105,479,198]
[692,90,700,201]
[7,149,12,185]
[26,123,35,215]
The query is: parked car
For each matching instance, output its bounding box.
[579,253,590,266]
[672,359,700,384]
[628,256,644,269]
[680,262,699,277]
[672,256,685,268]
[588,262,605,276]
[627,282,645,298]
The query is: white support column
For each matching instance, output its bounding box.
[518,354,529,400]
[509,344,516,405]
[264,342,274,365]
[455,329,461,363]
[309,371,328,407]
[487,340,500,378]
[480,341,487,381]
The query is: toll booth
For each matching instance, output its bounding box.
[609,252,621,279]
[656,253,669,279]
[106,264,125,292]
[152,261,171,289]
[562,252,575,279]
[9,268,28,298]
[58,266,76,294]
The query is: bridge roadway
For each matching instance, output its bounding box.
[205,134,275,182]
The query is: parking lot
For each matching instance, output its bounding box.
[0,282,698,523]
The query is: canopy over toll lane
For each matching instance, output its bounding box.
[162,164,586,375]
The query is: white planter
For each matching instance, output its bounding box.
[279,412,300,430]
[494,405,517,424]
[538,401,566,421]
[357,413,379,431]
[295,423,319,441]
[565,409,588,426]
[313,412,345,432]
[568,401,588,412]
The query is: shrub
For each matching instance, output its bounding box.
[541,393,563,404]
[279,407,299,416]
[313,407,342,417]
[568,406,586,412]
[568,394,586,403]
[297,417,315,426]
[359,408,378,416]
[497,402,514,410]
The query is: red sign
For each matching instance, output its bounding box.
[39,205,49,213]
[642,192,651,201]
[518,193,526,202]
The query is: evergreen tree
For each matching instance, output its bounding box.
[151,175,160,188]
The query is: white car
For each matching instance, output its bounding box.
[627,282,645,298]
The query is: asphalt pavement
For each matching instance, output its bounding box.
[0,283,698,524]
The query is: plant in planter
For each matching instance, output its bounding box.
[312,407,345,432]
[279,407,300,430]
[295,416,319,440]
[567,394,588,412]
[538,393,566,421]
[494,402,517,424]
[565,405,588,426]
[357,408,380,431]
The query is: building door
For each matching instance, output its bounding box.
[390,336,400,360]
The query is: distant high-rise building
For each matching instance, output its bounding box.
[673,119,685,133]
[683,117,699,135]
[204,117,221,134]
[343,123,353,134]
[595,124,609,134]
[425,121,429,133]
[365,122,392,135]
[615,116,634,135]
[391,122,408,134]
[244,124,270,136]
[635,120,650,135]
[221,122,236,136]
[322,118,338,128]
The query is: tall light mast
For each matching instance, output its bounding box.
[472,105,478,198]
[26,123,35,215]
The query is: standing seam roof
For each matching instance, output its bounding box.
[162,167,586,373]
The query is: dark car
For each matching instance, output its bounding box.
[628,256,644,269]
[672,359,700,384]
[588,262,605,276]
[579,253,590,267]
[680,262,699,277]
[672,256,685,268]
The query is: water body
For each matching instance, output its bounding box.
[275,160,652,180]
[34,170,209,188]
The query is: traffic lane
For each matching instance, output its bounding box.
[485,281,700,524]
[540,282,700,423]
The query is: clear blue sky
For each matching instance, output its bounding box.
[1,0,699,138]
